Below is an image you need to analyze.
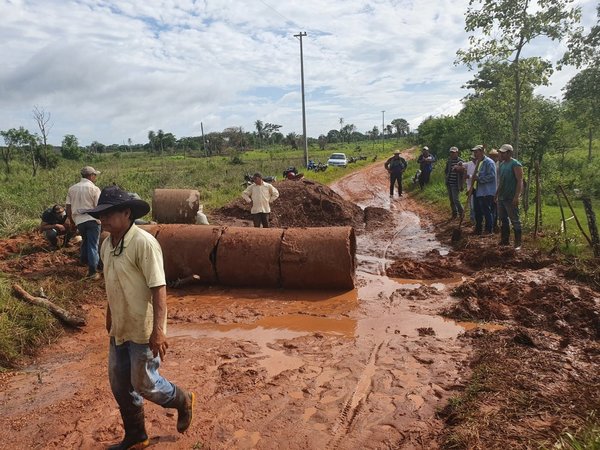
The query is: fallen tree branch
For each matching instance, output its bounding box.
[12,284,86,328]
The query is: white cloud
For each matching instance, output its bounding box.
[0,0,595,145]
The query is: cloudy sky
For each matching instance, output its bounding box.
[0,0,596,146]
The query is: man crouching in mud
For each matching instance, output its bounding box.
[84,185,195,449]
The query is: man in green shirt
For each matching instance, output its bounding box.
[496,144,524,249]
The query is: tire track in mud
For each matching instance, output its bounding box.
[326,341,384,450]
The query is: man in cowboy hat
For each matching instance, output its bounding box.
[83,185,195,449]
[66,166,102,278]
[384,149,408,198]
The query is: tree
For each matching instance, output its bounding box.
[61,134,82,160]
[563,67,600,161]
[255,120,264,148]
[148,130,156,153]
[385,124,393,138]
[318,134,327,150]
[32,106,53,168]
[561,4,600,69]
[89,141,106,154]
[285,132,298,149]
[391,118,409,140]
[0,127,37,174]
[157,129,165,154]
[456,0,581,157]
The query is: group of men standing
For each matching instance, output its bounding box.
[445,144,523,248]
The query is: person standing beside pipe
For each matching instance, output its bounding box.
[242,172,279,228]
[83,186,195,449]
[66,166,102,279]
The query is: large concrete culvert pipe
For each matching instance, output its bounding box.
[152,189,200,224]
[141,224,222,283]
[280,227,356,290]
[139,225,356,290]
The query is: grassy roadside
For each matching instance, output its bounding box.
[0,139,410,368]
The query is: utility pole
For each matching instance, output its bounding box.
[381,110,385,153]
[201,122,207,156]
[295,31,308,167]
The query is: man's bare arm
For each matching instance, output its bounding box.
[149,285,169,360]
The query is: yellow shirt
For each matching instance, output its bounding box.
[101,224,167,345]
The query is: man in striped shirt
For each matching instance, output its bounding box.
[444,147,464,219]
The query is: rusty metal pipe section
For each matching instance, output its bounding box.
[152,189,200,224]
[139,225,355,290]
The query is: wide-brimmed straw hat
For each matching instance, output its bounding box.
[82,185,150,220]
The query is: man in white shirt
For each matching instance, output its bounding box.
[242,172,280,228]
[66,166,101,279]
[463,155,477,223]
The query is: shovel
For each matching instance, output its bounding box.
[451,192,471,242]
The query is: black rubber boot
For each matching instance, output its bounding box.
[499,225,510,246]
[163,385,195,433]
[108,408,149,450]
[514,229,522,249]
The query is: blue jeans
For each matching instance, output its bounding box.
[474,195,494,233]
[77,220,100,275]
[446,183,463,216]
[498,198,521,231]
[108,338,176,413]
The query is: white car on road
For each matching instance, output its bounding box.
[327,152,348,168]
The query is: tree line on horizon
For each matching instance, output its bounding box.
[1,0,597,180]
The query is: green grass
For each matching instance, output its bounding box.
[0,139,408,237]
[0,275,59,368]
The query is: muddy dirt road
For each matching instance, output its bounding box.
[0,161,597,449]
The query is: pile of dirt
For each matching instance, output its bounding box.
[439,328,600,448]
[213,179,364,228]
[363,206,394,232]
[460,245,554,270]
[446,268,600,340]
[387,259,456,279]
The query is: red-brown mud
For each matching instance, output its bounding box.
[0,153,599,449]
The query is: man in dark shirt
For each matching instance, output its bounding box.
[444,147,464,219]
[40,204,72,249]
[417,146,436,189]
[384,150,408,198]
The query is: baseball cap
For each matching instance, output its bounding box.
[422,146,429,151]
[498,144,513,153]
[81,166,101,176]
[488,149,499,156]
[393,149,400,154]
[471,145,484,152]
[449,147,458,153]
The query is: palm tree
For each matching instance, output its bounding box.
[148,130,156,153]
[157,129,165,154]
[255,120,264,148]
